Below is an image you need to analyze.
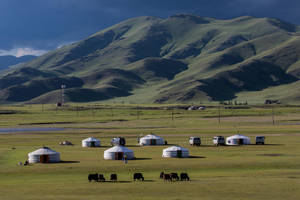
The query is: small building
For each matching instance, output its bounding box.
[111,137,126,146]
[189,137,201,146]
[255,136,265,145]
[82,137,101,147]
[104,145,134,160]
[226,134,250,145]
[198,106,206,110]
[162,146,189,158]
[139,134,165,146]
[59,141,73,145]
[187,106,198,110]
[213,136,225,146]
[28,147,60,163]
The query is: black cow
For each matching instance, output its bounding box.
[98,174,105,182]
[170,173,179,181]
[163,174,172,181]
[180,173,190,181]
[133,173,144,181]
[88,173,99,182]
[160,172,164,179]
[110,174,117,182]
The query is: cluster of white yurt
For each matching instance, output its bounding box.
[139,134,165,146]
[82,137,101,147]
[226,134,250,145]
[28,147,60,163]
[104,145,134,160]
[162,146,189,158]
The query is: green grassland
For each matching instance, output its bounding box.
[0,104,300,200]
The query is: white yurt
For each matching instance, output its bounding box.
[104,145,135,160]
[226,134,251,145]
[139,134,165,146]
[28,147,60,163]
[82,137,101,147]
[162,146,189,158]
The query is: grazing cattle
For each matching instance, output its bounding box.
[170,173,179,181]
[163,174,172,181]
[180,173,190,181]
[133,173,144,181]
[160,172,164,179]
[88,173,99,182]
[98,174,105,182]
[110,174,117,182]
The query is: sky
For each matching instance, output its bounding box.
[0,0,299,57]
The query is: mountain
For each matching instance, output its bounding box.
[1,14,300,104]
[0,55,37,71]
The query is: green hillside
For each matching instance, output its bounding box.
[1,14,300,104]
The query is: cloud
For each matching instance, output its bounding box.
[0,48,48,57]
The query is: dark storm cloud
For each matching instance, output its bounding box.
[0,0,299,55]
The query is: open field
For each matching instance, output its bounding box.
[0,104,300,200]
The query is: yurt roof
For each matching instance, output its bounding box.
[28,147,59,156]
[141,134,163,140]
[105,145,133,153]
[163,146,189,152]
[227,134,250,140]
[82,137,100,142]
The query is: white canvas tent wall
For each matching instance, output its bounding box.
[139,134,165,146]
[82,137,101,147]
[104,145,134,160]
[162,146,189,158]
[226,134,251,145]
[28,147,60,163]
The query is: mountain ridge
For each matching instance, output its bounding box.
[0,55,37,71]
[1,14,300,104]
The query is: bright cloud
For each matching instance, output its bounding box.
[0,48,48,57]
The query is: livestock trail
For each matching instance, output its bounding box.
[0,104,300,200]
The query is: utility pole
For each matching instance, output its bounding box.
[218,105,221,124]
[61,84,66,106]
[272,106,275,125]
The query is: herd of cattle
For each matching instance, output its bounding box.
[88,172,189,182]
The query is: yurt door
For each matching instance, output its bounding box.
[40,155,49,163]
[238,139,244,145]
[150,139,156,145]
[115,152,124,160]
[177,150,182,158]
[91,141,95,147]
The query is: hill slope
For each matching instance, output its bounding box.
[1,15,300,104]
[0,55,36,71]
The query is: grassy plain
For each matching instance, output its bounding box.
[0,104,300,200]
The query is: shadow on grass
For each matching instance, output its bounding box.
[126,145,141,147]
[60,160,80,164]
[134,158,152,160]
[139,180,155,182]
[189,156,206,159]
[260,144,284,146]
[92,180,155,183]
[104,181,132,183]
[164,144,179,146]
[256,153,287,157]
